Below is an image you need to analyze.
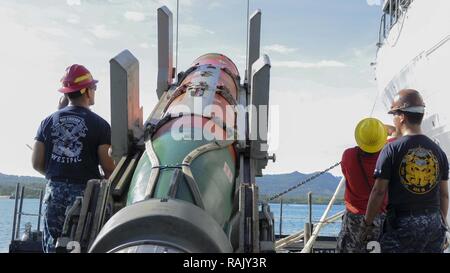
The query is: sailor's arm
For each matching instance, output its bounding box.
[98,144,115,179]
[440,180,449,226]
[31,141,46,176]
[364,178,389,225]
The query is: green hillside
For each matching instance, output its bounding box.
[256,171,344,204]
[0,173,46,198]
[0,171,344,203]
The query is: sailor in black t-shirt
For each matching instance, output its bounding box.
[363,89,449,253]
[31,64,115,253]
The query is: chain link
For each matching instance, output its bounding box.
[267,161,341,202]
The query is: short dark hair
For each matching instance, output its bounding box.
[67,90,84,99]
[400,111,424,125]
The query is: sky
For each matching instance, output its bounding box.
[0,0,390,177]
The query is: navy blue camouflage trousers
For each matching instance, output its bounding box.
[380,210,447,253]
[337,210,385,253]
[43,181,85,253]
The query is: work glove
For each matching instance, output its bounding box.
[359,220,376,243]
[444,231,450,251]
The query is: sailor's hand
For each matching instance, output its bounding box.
[359,219,375,243]
[384,124,396,136]
[58,95,69,109]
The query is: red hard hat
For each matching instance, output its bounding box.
[58,64,98,93]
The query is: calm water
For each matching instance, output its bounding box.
[0,198,43,253]
[269,203,343,237]
[0,199,343,253]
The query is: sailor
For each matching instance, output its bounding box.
[364,89,449,253]
[385,124,399,143]
[337,117,388,253]
[31,64,116,253]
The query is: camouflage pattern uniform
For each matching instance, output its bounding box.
[43,181,85,253]
[380,209,447,253]
[337,211,385,253]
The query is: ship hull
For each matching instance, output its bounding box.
[376,0,450,227]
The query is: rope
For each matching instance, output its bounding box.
[267,161,341,202]
[369,89,379,117]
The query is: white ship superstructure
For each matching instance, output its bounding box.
[375,0,450,227]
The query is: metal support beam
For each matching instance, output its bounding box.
[251,183,260,253]
[157,6,174,99]
[37,189,43,231]
[15,186,25,239]
[110,50,143,163]
[249,54,271,175]
[279,198,283,237]
[246,9,261,85]
[237,180,246,253]
[11,183,20,241]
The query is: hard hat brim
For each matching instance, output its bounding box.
[388,106,425,115]
[357,141,386,153]
[58,80,98,94]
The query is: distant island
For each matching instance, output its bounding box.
[256,171,344,205]
[0,173,46,199]
[0,171,344,204]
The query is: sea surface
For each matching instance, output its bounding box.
[0,199,344,253]
[1,198,43,253]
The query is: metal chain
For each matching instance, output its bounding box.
[267,161,341,202]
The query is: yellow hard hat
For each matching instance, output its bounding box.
[355,118,387,153]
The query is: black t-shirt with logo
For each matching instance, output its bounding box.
[35,106,111,184]
[374,135,449,210]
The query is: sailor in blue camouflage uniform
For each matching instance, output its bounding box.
[363,89,449,253]
[32,64,115,253]
[42,182,85,252]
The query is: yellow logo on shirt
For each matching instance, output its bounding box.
[399,147,439,194]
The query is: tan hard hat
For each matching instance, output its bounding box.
[388,89,425,114]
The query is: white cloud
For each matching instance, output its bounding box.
[0,6,67,177]
[38,27,69,38]
[264,82,386,176]
[82,37,94,45]
[208,2,223,9]
[272,60,348,69]
[353,48,364,57]
[90,25,120,39]
[366,0,382,6]
[67,0,81,6]
[352,44,376,59]
[155,0,194,10]
[180,24,215,37]
[180,0,194,7]
[263,44,298,54]
[139,42,149,48]
[124,11,146,22]
[67,14,80,24]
